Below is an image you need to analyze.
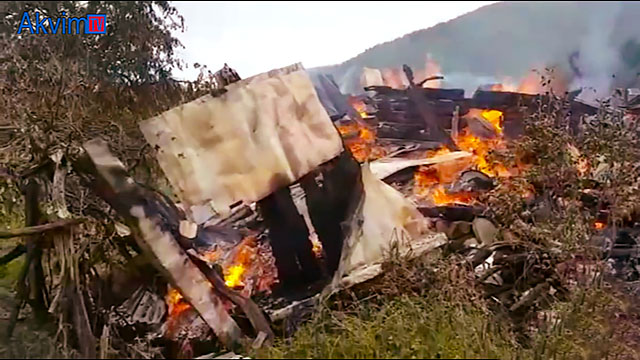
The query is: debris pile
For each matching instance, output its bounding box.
[2,59,640,359]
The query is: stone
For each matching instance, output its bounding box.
[472,217,498,246]
[464,237,480,248]
[437,220,472,239]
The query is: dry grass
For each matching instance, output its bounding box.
[253,253,640,359]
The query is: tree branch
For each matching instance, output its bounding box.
[0,244,26,266]
[0,219,84,239]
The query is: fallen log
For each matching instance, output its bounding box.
[77,138,244,350]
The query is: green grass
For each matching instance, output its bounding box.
[258,294,521,359]
[254,256,640,360]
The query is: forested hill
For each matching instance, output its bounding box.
[312,1,640,95]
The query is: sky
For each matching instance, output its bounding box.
[171,1,497,80]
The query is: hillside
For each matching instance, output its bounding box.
[313,1,640,95]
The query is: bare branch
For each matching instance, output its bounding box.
[0,219,84,239]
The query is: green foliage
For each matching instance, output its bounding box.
[255,256,522,359]
[256,255,638,359]
[0,1,208,181]
[0,1,185,86]
[0,3,214,357]
[259,78,640,359]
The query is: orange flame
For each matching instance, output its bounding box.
[413,108,513,205]
[430,185,474,206]
[223,236,256,288]
[337,122,386,162]
[481,110,503,135]
[381,67,409,89]
[594,221,606,230]
[491,69,567,95]
[348,97,369,118]
[310,234,323,258]
[225,265,245,288]
[166,285,191,318]
[379,56,443,90]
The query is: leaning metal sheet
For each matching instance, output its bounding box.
[140,63,344,216]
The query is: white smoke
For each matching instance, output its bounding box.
[572,2,624,102]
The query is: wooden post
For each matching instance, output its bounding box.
[452,105,460,140]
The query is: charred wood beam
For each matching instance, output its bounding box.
[300,151,363,276]
[257,187,322,289]
[403,65,458,150]
[418,205,487,222]
[416,76,445,88]
[471,90,540,109]
[19,159,55,180]
[364,85,465,101]
[376,124,436,142]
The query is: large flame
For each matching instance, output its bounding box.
[455,109,509,177]
[431,185,475,206]
[223,236,258,288]
[337,122,386,162]
[414,108,512,205]
[163,235,279,324]
[491,69,568,95]
[481,110,504,135]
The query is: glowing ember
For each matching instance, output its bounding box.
[594,221,606,230]
[163,235,280,325]
[310,234,323,258]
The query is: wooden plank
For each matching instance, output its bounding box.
[80,138,243,350]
